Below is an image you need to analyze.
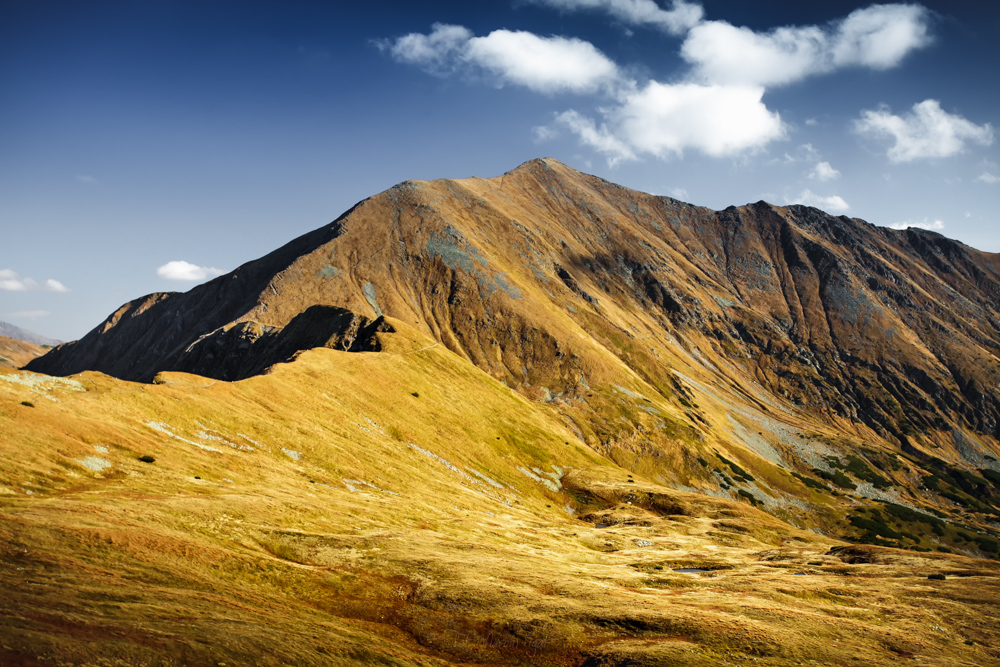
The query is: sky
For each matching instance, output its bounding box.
[2,0,998,341]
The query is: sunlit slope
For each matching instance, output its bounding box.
[0,335,45,368]
[4,324,1000,666]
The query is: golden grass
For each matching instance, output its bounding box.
[2,325,1000,665]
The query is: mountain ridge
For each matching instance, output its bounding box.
[0,320,60,347]
[28,158,1000,442]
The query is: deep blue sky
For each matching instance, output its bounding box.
[2,0,998,341]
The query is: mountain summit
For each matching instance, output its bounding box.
[29,158,1000,443]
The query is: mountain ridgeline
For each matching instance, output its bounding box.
[29,158,1000,445]
[12,158,1000,666]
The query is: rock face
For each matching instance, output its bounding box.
[28,158,1000,441]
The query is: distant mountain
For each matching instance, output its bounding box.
[0,320,60,347]
[0,335,46,368]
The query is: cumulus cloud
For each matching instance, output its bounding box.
[976,172,1000,184]
[385,23,621,94]
[682,4,931,88]
[785,189,850,213]
[856,99,994,162]
[0,269,69,292]
[809,161,840,181]
[382,5,935,163]
[529,0,703,35]
[156,261,225,282]
[558,82,784,162]
[889,218,944,230]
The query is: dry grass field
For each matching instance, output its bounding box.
[4,321,1000,666]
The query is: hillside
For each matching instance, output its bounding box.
[0,335,46,368]
[8,158,1000,664]
[4,327,1000,666]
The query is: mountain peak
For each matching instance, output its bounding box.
[28,159,1000,447]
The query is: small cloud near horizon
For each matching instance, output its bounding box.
[889,219,945,231]
[785,189,850,213]
[6,310,51,320]
[156,261,226,281]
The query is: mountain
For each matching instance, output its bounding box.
[7,158,1000,665]
[0,335,46,368]
[29,159,1000,436]
[0,320,60,347]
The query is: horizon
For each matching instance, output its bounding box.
[2,0,998,341]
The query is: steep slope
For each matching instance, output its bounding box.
[0,335,46,368]
[26,158,1000,548]
[4,329,1000,666]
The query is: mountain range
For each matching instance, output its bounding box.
[6,158,1000,666]
[0,320,60,347]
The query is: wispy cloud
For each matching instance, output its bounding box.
[889,218,945,231]
[808,161,840,181]
[976,172,1000,184]
[76,174,98,185]
[0,269,69,292]
[156,261,225,282]
[856,99,994,162]
[6,310,51,320]
[785,189,850,213]
[528,0,703,35]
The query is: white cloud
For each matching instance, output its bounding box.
[555,110,636,163]
[668,187,688,199]
[856,99,994,162]
[889,218,944,231]
[559,82,784,162]
[76,174,98,185]
[529,0,703,35]
[785,189,850,213]
[385,24,621,94]
[532,125,559,142]
[44,279,68,293]
[809,161,840,181]
[976,172,1000,184]
[156,261,225,282]
[0,269,69,292]
[6,310,50,320]
[467,30,621,94]
[681,4,930,88]
[387,23,472,71]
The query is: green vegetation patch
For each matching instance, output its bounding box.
[717,454,755,483]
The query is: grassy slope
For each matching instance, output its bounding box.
[0,335,46,369]
[3,323,1000,666]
